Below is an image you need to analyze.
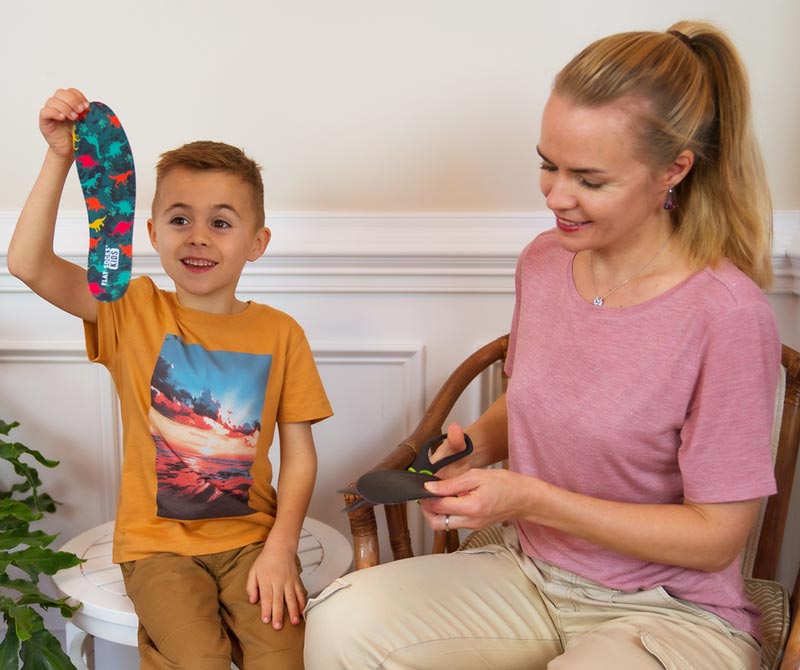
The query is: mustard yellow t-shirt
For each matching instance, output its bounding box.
[84,277,332,563]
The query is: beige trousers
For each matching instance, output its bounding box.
[304,527,760,670]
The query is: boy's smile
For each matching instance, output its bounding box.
[148,167,270,314]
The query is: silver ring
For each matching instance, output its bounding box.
[444,514,450,531]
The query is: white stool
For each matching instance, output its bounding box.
[52,518,352,670]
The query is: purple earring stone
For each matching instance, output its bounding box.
[663,187,677,211]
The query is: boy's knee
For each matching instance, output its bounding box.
[144,618,230,668]
[142,645,231,670]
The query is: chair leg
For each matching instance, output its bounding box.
[386,504,414,560]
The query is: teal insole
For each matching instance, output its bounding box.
[73,101,135,302]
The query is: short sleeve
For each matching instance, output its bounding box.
[276,327,333,425]
[679,301,780,502]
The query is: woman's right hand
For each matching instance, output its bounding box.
[428,423,473,479]
[40,88,90,159]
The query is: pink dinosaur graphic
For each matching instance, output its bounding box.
[76,155,99,169]
[111,221,133,235]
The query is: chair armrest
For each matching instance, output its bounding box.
[342,334,509,569]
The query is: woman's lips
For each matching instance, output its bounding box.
[555,216,590,232]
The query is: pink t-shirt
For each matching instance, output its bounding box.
[506,230,780,639]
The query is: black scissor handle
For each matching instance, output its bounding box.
[409,433,473,475]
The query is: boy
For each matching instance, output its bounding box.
[8,88,332,669]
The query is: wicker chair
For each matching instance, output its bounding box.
[341,334,800,670]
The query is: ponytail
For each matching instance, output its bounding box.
[554,21,773,288]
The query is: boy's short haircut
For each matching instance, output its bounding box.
[153,141,265,228]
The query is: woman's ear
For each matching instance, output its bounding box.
[665,149,695,188]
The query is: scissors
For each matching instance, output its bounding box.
[339,433,473,513]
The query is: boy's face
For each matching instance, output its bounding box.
[148,167,269,313]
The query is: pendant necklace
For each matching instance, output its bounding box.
[590,231,674,307]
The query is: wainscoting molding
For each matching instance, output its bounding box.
[2,210,798,295]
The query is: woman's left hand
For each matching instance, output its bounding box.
[420,468,528,531]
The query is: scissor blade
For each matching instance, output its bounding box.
[341,498,374,513]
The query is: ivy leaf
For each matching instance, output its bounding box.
[19,629,76,670]
[0,499,41,522]
[6,605,43,642]
[0,528,57,551]
[0,420,20,436]
[0,547,83,581]
[0,625,21,670]
[27,494,57,515]
[0,442,59,469]
[0,419,80,670]
[0,575,80,617]
[0,574,45,597]
[16,594,80,619]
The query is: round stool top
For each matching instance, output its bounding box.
[53,518,352,634]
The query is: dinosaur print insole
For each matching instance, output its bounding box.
[73,101,135,302]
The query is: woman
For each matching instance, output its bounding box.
[305,20,779,670]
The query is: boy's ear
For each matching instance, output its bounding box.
[147,219,158,250]
[248,226,270,262]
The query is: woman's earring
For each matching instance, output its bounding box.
[663,187,677,211]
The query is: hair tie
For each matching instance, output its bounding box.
[668,29,695,52]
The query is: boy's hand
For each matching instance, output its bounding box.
[40,88,90,158]
[246,541,306,630]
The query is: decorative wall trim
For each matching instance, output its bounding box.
[0,346,122,520]
[1,210,799,294]
[312,341,427,441]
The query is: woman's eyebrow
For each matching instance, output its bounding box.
[536,146,605,175]
[536,146,551,163]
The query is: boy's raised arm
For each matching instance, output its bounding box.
[8,88,98,323]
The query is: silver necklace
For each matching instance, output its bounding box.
[590,232,674,307]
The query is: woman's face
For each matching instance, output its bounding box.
[538,93,671,258]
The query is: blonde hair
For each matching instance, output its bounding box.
[554,21,773,288]
[153,141,266,228]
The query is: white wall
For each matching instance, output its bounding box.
[1,1,799,665]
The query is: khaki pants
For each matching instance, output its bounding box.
[120,542,304,670]
[304,527,760,670]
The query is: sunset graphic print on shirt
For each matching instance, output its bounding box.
[149,334,271,520]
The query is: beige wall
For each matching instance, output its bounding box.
[1,0,798,215]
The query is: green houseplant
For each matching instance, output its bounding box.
[0,419,83,669]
